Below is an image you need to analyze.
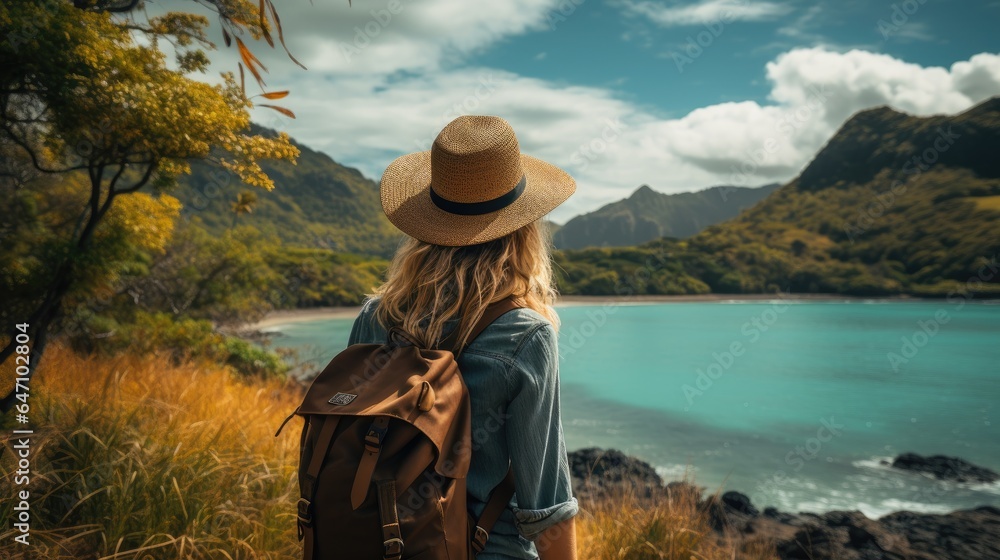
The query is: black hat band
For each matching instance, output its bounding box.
[429,175,526,216]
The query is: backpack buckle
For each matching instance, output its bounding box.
[383,537,404,559]
[296,498,313,526]
[365,421,388,453]
[471,525,489,553]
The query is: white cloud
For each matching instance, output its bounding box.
[619,0,792,27]
[244,48,999,222]
[165,2,999,222]
[951,53,1000,101]
[160,0,560,75]
[764,49,995,121]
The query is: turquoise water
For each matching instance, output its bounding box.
[265,300,1000,517]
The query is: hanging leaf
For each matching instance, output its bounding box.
[236,37,267,87]
[222,27,232,48]
[259,104,296,118]
[261,91,289,100]
[236,37,268,72]
[238,62,246,93]
[259,0,274,47]
[267,0,307,70]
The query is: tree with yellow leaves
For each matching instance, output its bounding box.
[0,0,302,411]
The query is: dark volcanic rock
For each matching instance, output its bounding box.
[763,507,1000,560]
[722,491,759,516]
[743,504,1000,560]
[891,453,999,483]
[567,448,1000,560]
[880,506,1000,560]
[566,447,664,500]
[706,491,760,532]
[775,511,908,560]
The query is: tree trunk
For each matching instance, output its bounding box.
[0,299,57,413]
[0,170,111,414]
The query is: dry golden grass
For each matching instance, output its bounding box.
[1,347,777,559]
[576,485,778,560]
[967,195,1000,212]
[0,345,305,559]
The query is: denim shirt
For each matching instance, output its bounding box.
[347,296,578,559]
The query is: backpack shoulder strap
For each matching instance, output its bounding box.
[471,466,516,554]
[441,297,522,355]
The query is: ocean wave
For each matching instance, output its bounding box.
[655,463,695,479]
[852,456,895,470]
[857,499,955,518]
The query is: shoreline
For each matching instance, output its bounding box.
[248,293,935,330]
[553,293,920,305]
[251,306,364,329]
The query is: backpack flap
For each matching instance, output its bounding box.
[297,342,473,479]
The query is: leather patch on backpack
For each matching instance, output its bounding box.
[328,392,358,406]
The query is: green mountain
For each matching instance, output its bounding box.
[556,97,1000,296]
[552,183,779,250]
[172,126,402,258]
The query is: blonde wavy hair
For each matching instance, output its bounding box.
[371,220,559,350]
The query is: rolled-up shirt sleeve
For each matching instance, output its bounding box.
[505,322,579,541]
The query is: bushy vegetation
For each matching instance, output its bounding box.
[45,217,387,378]
[104,219,387,322]
[70,310,289,379]
[0,346,776,560]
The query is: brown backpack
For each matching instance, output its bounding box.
[275,298,521,560]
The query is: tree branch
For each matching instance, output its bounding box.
[112,160,157,195]
[0,125,84,174]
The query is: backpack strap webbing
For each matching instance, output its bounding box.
[351,416,390,510]
[377,480,404,560]
[471,466,516,554]
[441,297,522,356]
[299,415,340,559]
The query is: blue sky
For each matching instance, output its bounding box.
[168,0,1000,222]
[473,0,999,116]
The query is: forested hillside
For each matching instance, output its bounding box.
[556,98,1000,297]
[173,126,402,258]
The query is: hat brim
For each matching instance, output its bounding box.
[380,151,576,246]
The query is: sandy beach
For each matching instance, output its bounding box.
[249,293,922,330]
[252,306,364,329]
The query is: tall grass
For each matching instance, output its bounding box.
[576,484,778,560]
[0,347,777,559]
[0,346,303,559]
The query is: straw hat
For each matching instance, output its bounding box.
[380,115,576,246]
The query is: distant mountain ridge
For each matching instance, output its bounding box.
[555,97,1000,296]
[171,126,778,256]
[172,125,402,258]
[553,183,779,250]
